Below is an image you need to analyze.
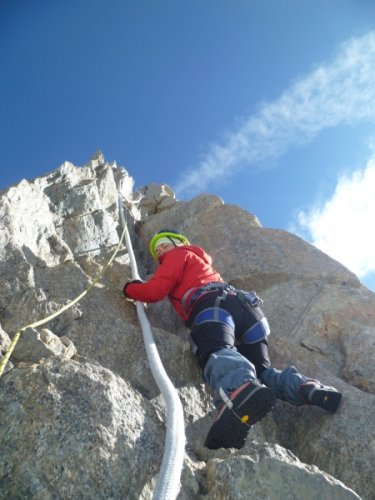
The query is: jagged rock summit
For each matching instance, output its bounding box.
[0,153,374,499]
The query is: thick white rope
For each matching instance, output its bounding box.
[118,195,185,500]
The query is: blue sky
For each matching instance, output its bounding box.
[1,1,375,291]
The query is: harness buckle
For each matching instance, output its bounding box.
[183,282,230,313]
[237,290,263,307]
[194,282,233,299]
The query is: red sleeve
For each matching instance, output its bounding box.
[124,250,186,302]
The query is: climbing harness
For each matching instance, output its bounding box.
[0,219,128,378]
[191,307,235,329]
[236,289,263,307]
[180,281,230,314]
[237,316,270,344]
[185,282,270,346]
[235,289,270,344]
[118,195,185,500]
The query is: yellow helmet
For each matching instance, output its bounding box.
[149,229,190,259]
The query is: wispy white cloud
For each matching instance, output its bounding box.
[293,155,375,278]
[175,31,375,195]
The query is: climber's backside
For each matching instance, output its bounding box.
[123,230,342,450]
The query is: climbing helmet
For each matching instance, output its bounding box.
[149,229,190,259]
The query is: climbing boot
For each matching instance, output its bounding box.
[205,381,275,450]
[300,382,342,414]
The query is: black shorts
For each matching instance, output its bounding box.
[188,291,271,375]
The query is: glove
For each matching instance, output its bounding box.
[123,279,143,297]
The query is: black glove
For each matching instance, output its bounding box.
[123,279,143,297]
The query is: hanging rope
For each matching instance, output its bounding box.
[0,221,127,379]
[0,193,186,499]
[118,194,185,500]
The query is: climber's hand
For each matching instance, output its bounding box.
[123,279,143,297]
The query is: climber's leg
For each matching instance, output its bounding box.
[202,347,258,406]
[299,380,342,413]
[260,366,342,413]
[189,292,275,449]
[203,348,275,449]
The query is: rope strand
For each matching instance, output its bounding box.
[0,222,127,378]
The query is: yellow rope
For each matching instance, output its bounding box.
[0,221,127,378]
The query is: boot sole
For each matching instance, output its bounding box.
[311,388,342,413]
[205,385,275,450]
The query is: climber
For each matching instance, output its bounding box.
[123,230,342,450]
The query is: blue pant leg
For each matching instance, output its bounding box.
[203,347,258,407]
[260,366,315,406]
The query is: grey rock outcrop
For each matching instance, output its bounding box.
[0,153,374,499]
[136,183,176,218]
[11,327,76,363]
[205,443,360,499]
[0,357,164,499]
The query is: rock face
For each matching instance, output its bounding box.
[0,153,373,499]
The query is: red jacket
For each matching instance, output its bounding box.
[124,245,223,321]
